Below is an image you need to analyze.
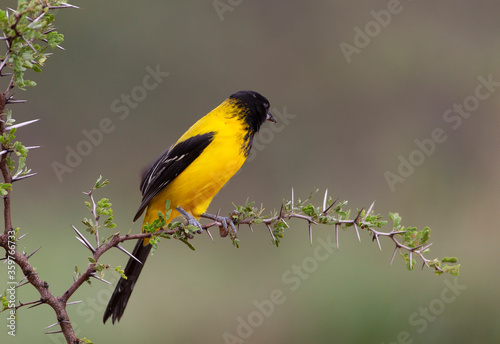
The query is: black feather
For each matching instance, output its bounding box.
[133,132,215,222]
[102,239,151,324]
[228,90,271,156]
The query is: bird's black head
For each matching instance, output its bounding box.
[229,90,275,134]
[228,90,276,156]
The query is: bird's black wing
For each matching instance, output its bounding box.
[133,132,215,221]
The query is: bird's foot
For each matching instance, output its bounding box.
[176,206,203,234]
[202,211,238,238]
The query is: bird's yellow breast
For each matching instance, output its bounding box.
[142,99,249,228]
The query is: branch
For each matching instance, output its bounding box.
[1,243,76,340]
[1,2,66,94]
[194,189,459,275]
[63,228,177,302]
[0,2,80,343]
[68,182,460,310]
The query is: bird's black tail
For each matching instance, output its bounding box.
[103,239,151,324]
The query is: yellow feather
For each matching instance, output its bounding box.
[141,98,249,232]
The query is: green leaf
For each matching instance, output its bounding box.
[421,227,431,243]
[13,141,28,157]
[231,237,240,248]
[95,176,109,189]
[46,31,64,48]
[115,266,127,280]
[1,294,9,311]
[0,183,12,196]
[94,263,106,272]
[442,257,458,263]
[104,216,116,229]
[389,212,402,229]
[74,266,81,279]
[253,218,263,225]
[179,238,196,251]
[32,64,42,73]
[302,204,315,217]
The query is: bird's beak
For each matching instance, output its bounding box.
[266,111,276,123]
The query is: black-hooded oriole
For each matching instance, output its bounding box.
[103,90,275,324]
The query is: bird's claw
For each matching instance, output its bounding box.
[176,206,203,234]
[218,216,237,238]
[187,218,203,234]
[202,211,238,238]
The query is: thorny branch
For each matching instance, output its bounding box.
[71,182,459,299]
[0,2,82,343]
[197,188,458,275]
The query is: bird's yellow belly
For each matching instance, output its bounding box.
[142,136,246,228]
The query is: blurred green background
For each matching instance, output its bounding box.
[2,0,499,343]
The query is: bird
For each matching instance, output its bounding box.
[103,90,275,324]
